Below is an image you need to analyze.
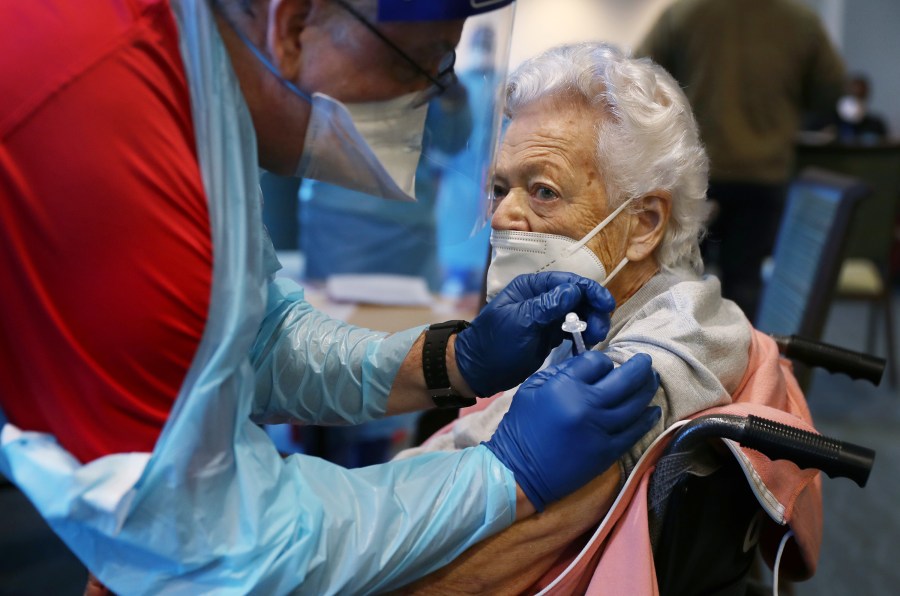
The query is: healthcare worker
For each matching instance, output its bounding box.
[0,0,661,593]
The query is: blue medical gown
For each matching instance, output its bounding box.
[0,1,517,593]
[299,179,441,290]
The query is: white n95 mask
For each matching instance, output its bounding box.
[485,196,634,301]
[837,95,865,124]
[295,92,429,202]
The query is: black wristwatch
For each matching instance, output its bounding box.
[422,320,476,408]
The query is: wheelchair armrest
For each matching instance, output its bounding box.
[664,414,875,487]
[770,334,885,385]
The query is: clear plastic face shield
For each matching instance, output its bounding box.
[412,7,515,242]
[296,0,513,222]
[230,0,515,243]
[322,1,515,244]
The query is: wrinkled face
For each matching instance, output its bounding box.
[491,97,631,271]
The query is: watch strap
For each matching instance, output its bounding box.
[423,320,475,408]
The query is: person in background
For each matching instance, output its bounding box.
[433,24,502,298]
[637,0,846,321]
[0,0,661,593]
[833,73,889,144]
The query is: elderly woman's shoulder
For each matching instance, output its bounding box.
[620,271,751,341]
[611,271,752,393]
[669,274,749,324]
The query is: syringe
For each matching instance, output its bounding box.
[561,312,588,355]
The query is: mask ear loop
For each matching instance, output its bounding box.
[216,5,314,105]
[560,195,636,286]
[600,257,629,287]
[562,195,636,257]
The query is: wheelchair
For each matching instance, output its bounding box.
[650,335,881,596]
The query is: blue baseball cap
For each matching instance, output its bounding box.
[378,0,515,22]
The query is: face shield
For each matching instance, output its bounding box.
[417,9,515,242]
[232,0,515,243]
[308,1,515,242]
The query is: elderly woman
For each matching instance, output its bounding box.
[396,42,752,593]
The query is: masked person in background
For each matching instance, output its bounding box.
[396,43,755,593]
[0,1,663,593]
[637,0,846,322]
[833,73,889,144]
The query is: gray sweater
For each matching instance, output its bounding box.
[398,269,752,474]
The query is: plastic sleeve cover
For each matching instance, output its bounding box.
[0,422,516,595]
[250,277,425,425]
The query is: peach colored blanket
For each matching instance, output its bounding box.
[445,329,822,595]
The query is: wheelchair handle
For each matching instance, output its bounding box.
[666,414,875,488]
[744,415,874,487]
[770,334,885,386]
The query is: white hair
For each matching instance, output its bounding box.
[506,42,710,273]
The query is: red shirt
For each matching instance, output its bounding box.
[0,0,212,463]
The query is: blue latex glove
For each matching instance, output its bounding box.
[456,272,616,397]
[483,351,661,512]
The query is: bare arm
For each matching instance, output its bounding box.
[393,466,621,595]
[385,332,475,415]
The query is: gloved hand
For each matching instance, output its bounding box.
[483,351,661,512]
[455,272,616,397]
